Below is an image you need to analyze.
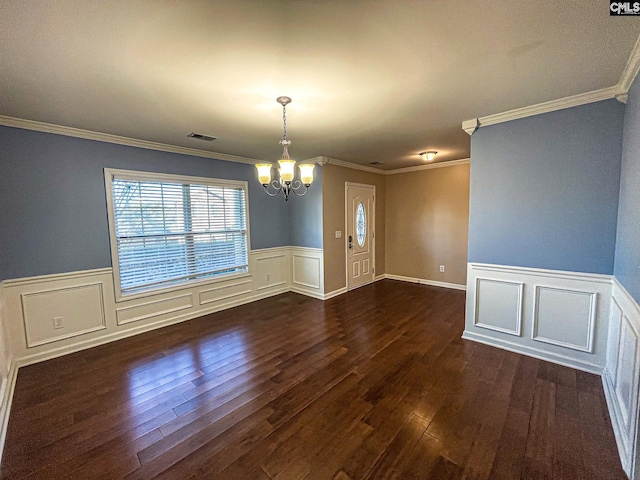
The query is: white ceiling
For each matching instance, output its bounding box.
[1,1,639,170]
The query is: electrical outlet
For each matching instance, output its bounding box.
[439,265,445,272]
[53,316,64,330]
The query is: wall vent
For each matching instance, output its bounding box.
[187,132,217,142]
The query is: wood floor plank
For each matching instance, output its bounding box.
[578,390,627,479]
[522,378,556,479]
[0,281,627,480]
[488,406,531,480]
[365,414,430,480]
[217,372,364,479]
[397,431,442,479]
[262,379,372,478]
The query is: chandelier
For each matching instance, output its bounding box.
[255,96,315,201]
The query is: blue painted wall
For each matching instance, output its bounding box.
[614,76,640,303]
[289,164,323,249]
[0,126,300,281]
[468,100,624,275]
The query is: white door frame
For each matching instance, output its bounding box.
[345,182,376,291]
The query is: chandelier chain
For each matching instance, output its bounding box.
[282,103,288,142]
[256,95,313,201]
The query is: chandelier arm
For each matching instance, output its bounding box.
[262,182,284,197]
[290,181,309,197]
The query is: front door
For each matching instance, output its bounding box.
[346,183,375,290]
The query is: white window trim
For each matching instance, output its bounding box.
[104,168,251,302]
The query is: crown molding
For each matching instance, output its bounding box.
[0,115,462,174]
[324,157,385,174]
[461,86,617,134]
[324,156,470,175]
[385,158,470,175]
[304,156,329,166]
[616,34,640,102]
[0,115,262,166]
[462,119,480,136]
[462,34,640,133]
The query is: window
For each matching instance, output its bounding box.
[356,202,366,247]
[105,169,249,298]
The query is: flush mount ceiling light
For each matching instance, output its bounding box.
[255,97,315,201]
[420,151,438,161]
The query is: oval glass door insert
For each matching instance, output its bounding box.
[356,202,366,247]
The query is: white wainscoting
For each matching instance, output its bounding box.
[0,284,9,382]
[463,263,612,374]
[0,246,321,368]
[603,278,640,479]
[199,279,253,305]
[116,293,194,326]
[290,247,324,299]
[22,282,107,346]
[254,251,288,292]
[0,282,16,464]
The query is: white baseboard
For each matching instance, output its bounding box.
[290,287,325,300]
[462,330,602,374]
[323,287,348,300]
[320,273,466,300]
[383,273,467,291]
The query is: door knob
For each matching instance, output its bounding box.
[348,235,353,249]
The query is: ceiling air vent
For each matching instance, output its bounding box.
[369,161,384,165]
[187,132,217,142]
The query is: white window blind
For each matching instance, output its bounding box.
[108,171,249,295]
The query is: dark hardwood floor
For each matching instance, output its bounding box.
[1,280,626,479]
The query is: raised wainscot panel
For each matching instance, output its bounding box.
[604,281,640,478]
[532,286,596,352]
[292,254,321,290]
[116,294,193,325]
[606,299,624,384]
[614,314,639,438]
[21,283,106,348]
[254,254,287,291]
[199,280,252,305]
[474,278,523,336]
